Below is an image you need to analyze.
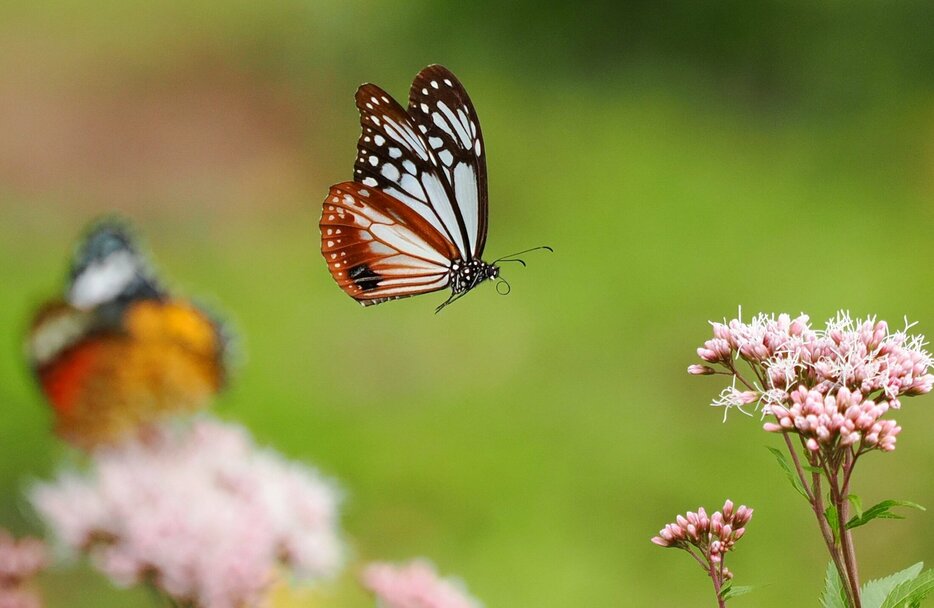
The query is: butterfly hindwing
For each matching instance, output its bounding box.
[321,181,455,305]
[408,65,488,258]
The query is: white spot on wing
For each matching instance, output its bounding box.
[381,163,401,181]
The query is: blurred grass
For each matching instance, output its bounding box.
[1,1,933,607]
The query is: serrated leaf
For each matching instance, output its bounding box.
[846,500,926,530]
[862,563,924,608]
[766,446,809,499]
[848,495,864,520]
[821,561,849,608]
[721,585,754,600]
[880,568,934,608]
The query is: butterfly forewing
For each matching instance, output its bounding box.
[321,182,455,305]
[408,65,488,258]
[352,75,488,262]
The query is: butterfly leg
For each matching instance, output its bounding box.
[434,290,470,314]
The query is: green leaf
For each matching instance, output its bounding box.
[719,580,731,598]
[825,504,840,542]
[862,563,924,608]
[848,495,864,520]
[821,562,849,608]
[721,584,754,600]
[766,446,809,499]
[880,568,934,608]
[846,500,926,530]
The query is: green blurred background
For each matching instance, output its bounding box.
[1,1,933,606]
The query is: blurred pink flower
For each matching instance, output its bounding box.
[0,588,42,608]
[0,532,46,587]
[363,560,482,608]
[0,529,46,608]
[30,417,343,608]
[692,311,932,454]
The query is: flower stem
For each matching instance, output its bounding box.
[708,559,727,608]
[783,436,856,608]
[835,454,862,607]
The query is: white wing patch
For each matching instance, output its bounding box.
[68,250,140,310]
[452,162,479,254]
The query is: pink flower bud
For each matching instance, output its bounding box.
[688,364,717,375]
[721,500,734,518]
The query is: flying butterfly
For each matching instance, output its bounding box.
[26,220,230,449]
[320,64,549,311]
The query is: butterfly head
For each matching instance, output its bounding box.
[67,220,162,311]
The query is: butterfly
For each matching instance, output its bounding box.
[26,220,230,449]
[320,64,549,312]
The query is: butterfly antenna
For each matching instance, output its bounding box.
[497,258,526,267]
[495,277,512,296]
[492,245,554,265]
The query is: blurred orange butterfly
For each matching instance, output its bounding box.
[26,220,231,449]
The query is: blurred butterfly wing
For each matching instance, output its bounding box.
[352,81,475,261]
[321,182,455,305]
[408,65,488,258]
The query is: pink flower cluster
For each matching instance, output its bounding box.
[692,311,933,453]
[0,529,46,608]
[31,418,343,608]
[763,386,900,452]
[363,560,482,608]
[651,500,753,575]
